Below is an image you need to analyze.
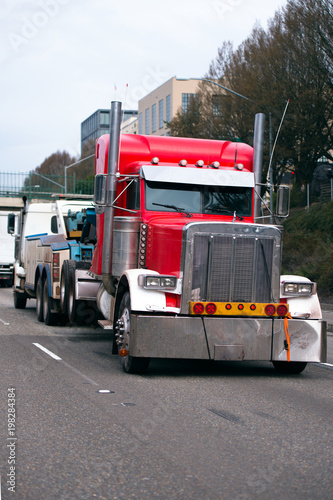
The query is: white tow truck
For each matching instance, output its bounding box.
[8,196,97,324]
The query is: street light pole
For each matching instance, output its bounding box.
[197,79,288,223]
[199,78,257,105]
[64,154,95,194]
[198,78,268,220]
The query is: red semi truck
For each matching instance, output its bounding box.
[87,101,326,374]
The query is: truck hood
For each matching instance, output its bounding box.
[144,215,221,277]
[143,216,188,277]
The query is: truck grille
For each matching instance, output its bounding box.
[186,223,280,305]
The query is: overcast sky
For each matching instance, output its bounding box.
[0,0,287,173]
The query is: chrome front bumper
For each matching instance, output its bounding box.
[129,315,327,363]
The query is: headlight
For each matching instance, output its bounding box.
[146,276,161,287]
[298,283,314,294]
[139,275,178,290]
[160,277,177,288]
[282,281,315,296]
[284,283,299,294]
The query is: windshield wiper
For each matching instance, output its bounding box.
[206,208,244,220]
[152,203,192,218]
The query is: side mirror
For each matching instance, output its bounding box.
[276,185,290,217]
[7,213,15,234]
[94,174,107,206]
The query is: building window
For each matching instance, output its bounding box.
[152,104,156,133]
[100,111,109,127]
[139,112,143,134]
[166,95,171,123]
[159,99,164,129]
[182,93,197,113]
[145,108,150,135]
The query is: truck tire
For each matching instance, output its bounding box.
[67,262,85,325]
[60,260,76,321]
[36,277,44,322]
[43,277,57,326]
[65,263,96,326]
[74,300,98,326]
[67,261,78,325]
[14,290,27,309]
[115,292,150,374]
[272,361,307,374]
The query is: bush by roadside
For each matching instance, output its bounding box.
[282,201,333,301]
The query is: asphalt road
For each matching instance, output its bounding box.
[0,287,332,500]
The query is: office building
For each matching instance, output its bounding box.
[81,77,203,150]
[138,77,202,136]
[121,115,138,135]
[81,109,137,151]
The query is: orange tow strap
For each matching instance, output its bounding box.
[283,314,291,362]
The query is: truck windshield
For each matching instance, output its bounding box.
[145,180,252,216]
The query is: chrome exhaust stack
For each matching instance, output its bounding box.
[102,101,122,295]
[252,113,265,222]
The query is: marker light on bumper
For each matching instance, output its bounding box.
[190,301,289,317]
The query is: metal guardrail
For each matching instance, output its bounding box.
[0,172,94,201]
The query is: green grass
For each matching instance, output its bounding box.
[282,201,333,298]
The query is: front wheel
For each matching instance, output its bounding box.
[115,291,150,374]
[272,361,307,374]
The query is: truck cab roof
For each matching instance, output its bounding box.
[96,133,254,176]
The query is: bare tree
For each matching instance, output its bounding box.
[168,95,203,138]
[24,151,77,193]
[169,0,333,188]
